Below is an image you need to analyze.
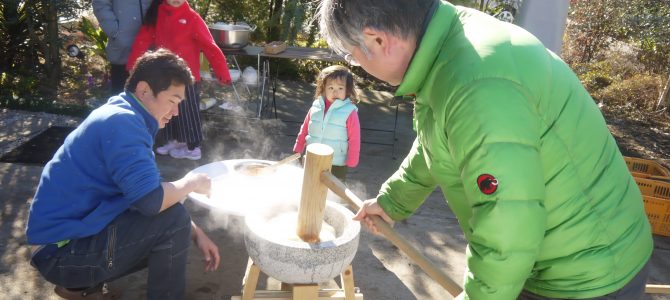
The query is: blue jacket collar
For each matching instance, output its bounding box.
[120,92,159,136]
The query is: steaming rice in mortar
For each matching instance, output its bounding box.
[189,159,337,220]
[188,159,342,242]
[264,211,337,242]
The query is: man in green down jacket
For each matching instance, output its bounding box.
[318,0,653,299]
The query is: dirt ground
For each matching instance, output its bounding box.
[602,107,670,167]
[1,79,670,299]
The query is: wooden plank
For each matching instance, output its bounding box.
[340,266,355,300]
[242,259,261,300]
[292,284,319,300]
[231,290,364,300]
[645,284,670,294]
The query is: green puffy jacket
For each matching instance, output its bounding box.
[378,2,652,299]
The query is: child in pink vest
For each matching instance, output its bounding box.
[293,65,361,182]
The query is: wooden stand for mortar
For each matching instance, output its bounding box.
[233,144,364,300]
[234,259,362,300]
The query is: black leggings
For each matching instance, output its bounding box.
[110,64,129,95]
[162,83,203,149]
[331,165,348,183]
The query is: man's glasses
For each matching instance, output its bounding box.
[343,53,360,66]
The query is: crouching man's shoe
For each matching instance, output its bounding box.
[54,283,120,300]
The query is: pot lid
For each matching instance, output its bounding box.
[209,22,254,31]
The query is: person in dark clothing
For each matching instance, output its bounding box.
[93,0,154,95]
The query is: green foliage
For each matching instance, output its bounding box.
[564,0,670,113]
[0,93,91,117]
[591,73,662,110]
[618,0,670,73]
[78,16,107,60]
[1,67,90,117]
[577,61,613,92]
[55,0,91,23]
[280,0,296,43]
[191,0,213,18]
[563,0,621,64]
[564,0,670,72]
[1,0,45,100]
[0,0,97,113]
[575,47,646,92]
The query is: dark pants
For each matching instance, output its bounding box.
[517,260,650,300]
[31,204,192,300]
[110,64,129,95]
[162,82,203,149]
[331,165,348,183]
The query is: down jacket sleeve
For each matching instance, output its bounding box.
[448,79,547,300]
[377,138,438,220]
[92,0,119,39]
[126,25,156,71]
[191,13,231,85]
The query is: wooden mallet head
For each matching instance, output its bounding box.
[296,143,334,243]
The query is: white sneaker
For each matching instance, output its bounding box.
[156,140,186,155]
[219,102,233,110]
[219,101,244,112]
[169,147,202,160]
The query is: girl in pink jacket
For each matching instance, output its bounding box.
[127,0,231,160]
[293,65,361,182]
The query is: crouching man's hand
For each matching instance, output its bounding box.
[185,172,211,198]
[191,222,220,272]
[160,172,211,211]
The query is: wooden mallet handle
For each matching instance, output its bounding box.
[646,284,670,294]
[262,152,301,174]
[320,171,463,297]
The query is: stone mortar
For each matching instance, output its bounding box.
[244,201,360,284]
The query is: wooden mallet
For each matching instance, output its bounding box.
[319,171,464,297]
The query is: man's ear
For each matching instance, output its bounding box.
[362,27,393,56]
[135,81,153,100]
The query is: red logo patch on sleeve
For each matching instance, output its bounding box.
[477,174,498,195]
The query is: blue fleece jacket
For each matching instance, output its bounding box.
[26,92,161,245]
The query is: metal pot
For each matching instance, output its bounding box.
[209,22,256,49]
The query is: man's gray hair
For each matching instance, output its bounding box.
[317,0,435,56]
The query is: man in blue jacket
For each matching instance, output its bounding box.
[26,49,219,299]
